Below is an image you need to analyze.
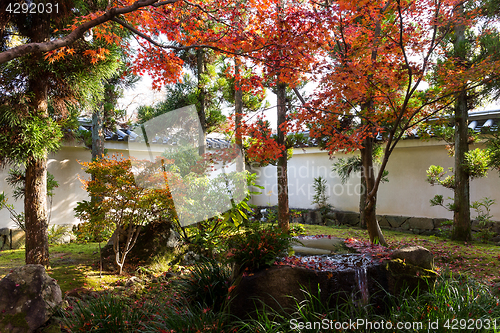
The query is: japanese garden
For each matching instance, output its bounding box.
[1,0,500,332]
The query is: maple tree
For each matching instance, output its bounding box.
[75,156,177,274]
[230,0,325,232]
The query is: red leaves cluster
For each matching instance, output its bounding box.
[37,0,500,163]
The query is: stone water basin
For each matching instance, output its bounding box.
[228,236,435,319]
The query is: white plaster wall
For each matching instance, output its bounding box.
[0,142,131,229]
[1,141,240,229]
[250,139,500,221]
[2,137,499,229]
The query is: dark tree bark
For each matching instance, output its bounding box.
[276,82,289,232]
[360,136,387,245]
[451,4,472,242]
[24,15,51,266]
[91,106,105,163]
[453,90,472,241]
[359,168,366,228]
[25,158,49,265]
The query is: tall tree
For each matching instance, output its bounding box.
[236,0,323,232]
[452,6,471,240]
[0,1,120,264]
[440,0,500,241]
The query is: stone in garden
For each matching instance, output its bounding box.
[408,217,434,231]
[0,264,62,333]
[291,246,331,255]
[228,263,389,320]
[390,245,434,270]
[387,246,438,296]
[314,210,322,224]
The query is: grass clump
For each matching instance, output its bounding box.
[58,293,149,332]
[174,258,232,312]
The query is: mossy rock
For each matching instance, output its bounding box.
[0,313,30,332]
[386,259,439,296]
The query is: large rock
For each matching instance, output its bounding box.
[386,259,439,296]
[391,246,434,270]
[0,265,62,333]
[294,236,345,251]
[101,220,178,270]
[387,246,438,296]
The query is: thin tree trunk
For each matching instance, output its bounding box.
[235,58,244,172]
[277,82,289,232]
[360,136,386,245]
[197,49,207,156]
[359,168,366,229]
[91,105,105,162]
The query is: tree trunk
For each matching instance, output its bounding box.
[25,158,49,265]
[359,167,366,229]
[197,49,207,156]
[24,17,50,265]
[235,58,244,172]
[451,4,471,242]
[91,105,105,162]
[360,136,386,245]
[277,82,289,232]
[453,90,471,241]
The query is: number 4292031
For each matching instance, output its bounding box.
[6,2,59,14]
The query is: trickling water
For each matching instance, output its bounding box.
[354,265,369,307]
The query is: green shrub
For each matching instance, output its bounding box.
[48,225,72,245]
[312,176,333,216]
[471,197,496,243]
[225,223,295,272]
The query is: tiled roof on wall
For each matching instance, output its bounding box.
[77,118,231,148]
[293,109,500,147]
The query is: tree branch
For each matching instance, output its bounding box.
[0,0,179,64]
